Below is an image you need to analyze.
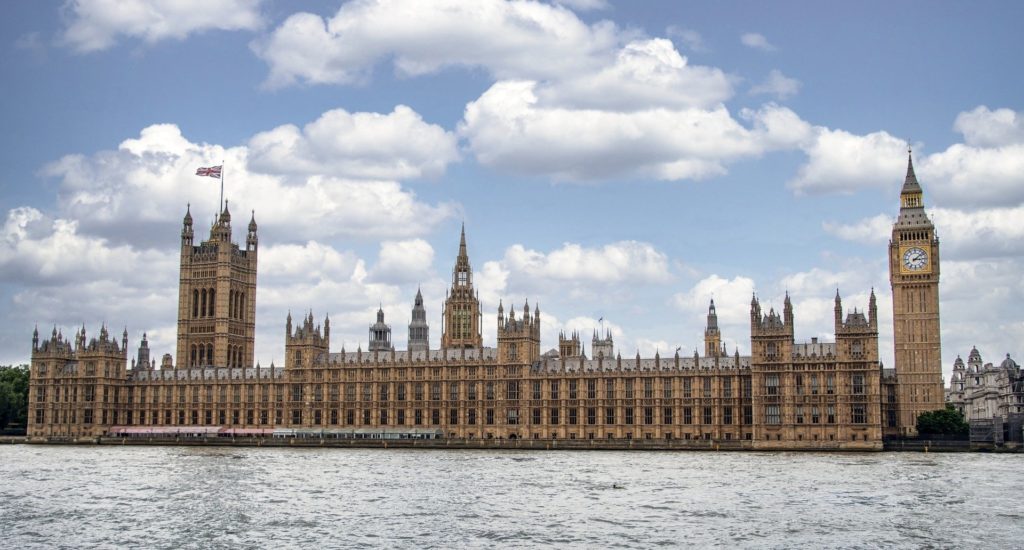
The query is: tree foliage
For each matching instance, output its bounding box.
[0,364,30,432]
[916,405,969,436]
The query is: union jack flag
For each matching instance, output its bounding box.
[195,165,222,178]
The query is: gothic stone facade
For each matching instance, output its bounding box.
[28,160,948,448]
[946,348,1024,422]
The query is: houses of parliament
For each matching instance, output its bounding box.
[25,156,946,448]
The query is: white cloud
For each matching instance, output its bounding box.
[673,274,755,326]
[503,240,671,284]
[939,258,1024,375]
[460,80,807,181]
[953,106,1024,147]
[822,214,893,245]
[259,241,360,283]
[370,239,435,284]
[476,260,510,309]
[788,106,1024,203]
[740,32,776,51]
[60,0,264,53]
[247,105,459,180]
[252,0,621,87]
[43,120,456,245]
[788,127,908,195]
[778,267,865,298]
[472,240,673,318]
[537,38,733,111]
[0,207,173,285]
[749,69,801,99]
[0,206,178,364]
[919,143,1024,207]
[931,206,1024,259]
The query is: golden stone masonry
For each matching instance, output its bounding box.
[26,156,944,448]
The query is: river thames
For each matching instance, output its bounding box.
[0,446,1020,549]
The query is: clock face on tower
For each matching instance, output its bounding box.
[902,246,929,271]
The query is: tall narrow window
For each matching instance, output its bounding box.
[852,374,865,395]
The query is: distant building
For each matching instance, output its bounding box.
[946,348,1024,421]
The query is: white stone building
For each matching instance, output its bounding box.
[946,347,1024,421]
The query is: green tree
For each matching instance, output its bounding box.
[916,405,969,436]
[0,364,30,432]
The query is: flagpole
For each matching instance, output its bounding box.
[219,160,225,213]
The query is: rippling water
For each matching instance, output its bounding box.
[0,445,1020,549]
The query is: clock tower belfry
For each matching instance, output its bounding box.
[889,150,944,435]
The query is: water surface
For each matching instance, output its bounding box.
[0,446,1019,548]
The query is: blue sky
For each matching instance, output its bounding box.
[2,0,1022,381]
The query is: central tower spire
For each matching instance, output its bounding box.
[442,224,482,349]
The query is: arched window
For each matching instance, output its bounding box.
[240,292,245,321]
[191,345,197,367]
[193,289,199,318]
[207,344,214,366]
[228,291,234,320]
[198,345,205,365]
[208,289,215,317]
[200,289,207,318]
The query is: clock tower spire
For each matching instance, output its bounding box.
[889,149,944,435]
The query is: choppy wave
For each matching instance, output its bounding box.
[0,446,1020,549]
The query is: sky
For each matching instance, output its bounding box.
[1,1,1022,382]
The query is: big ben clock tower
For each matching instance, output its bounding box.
[889,150,944,435]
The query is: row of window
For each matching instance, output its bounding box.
[191,288,247,320]
[69,405,757,428]
[764,373,866,395]
[37,402,868,429]
[41,374,873,407]
[764,404,867,424]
